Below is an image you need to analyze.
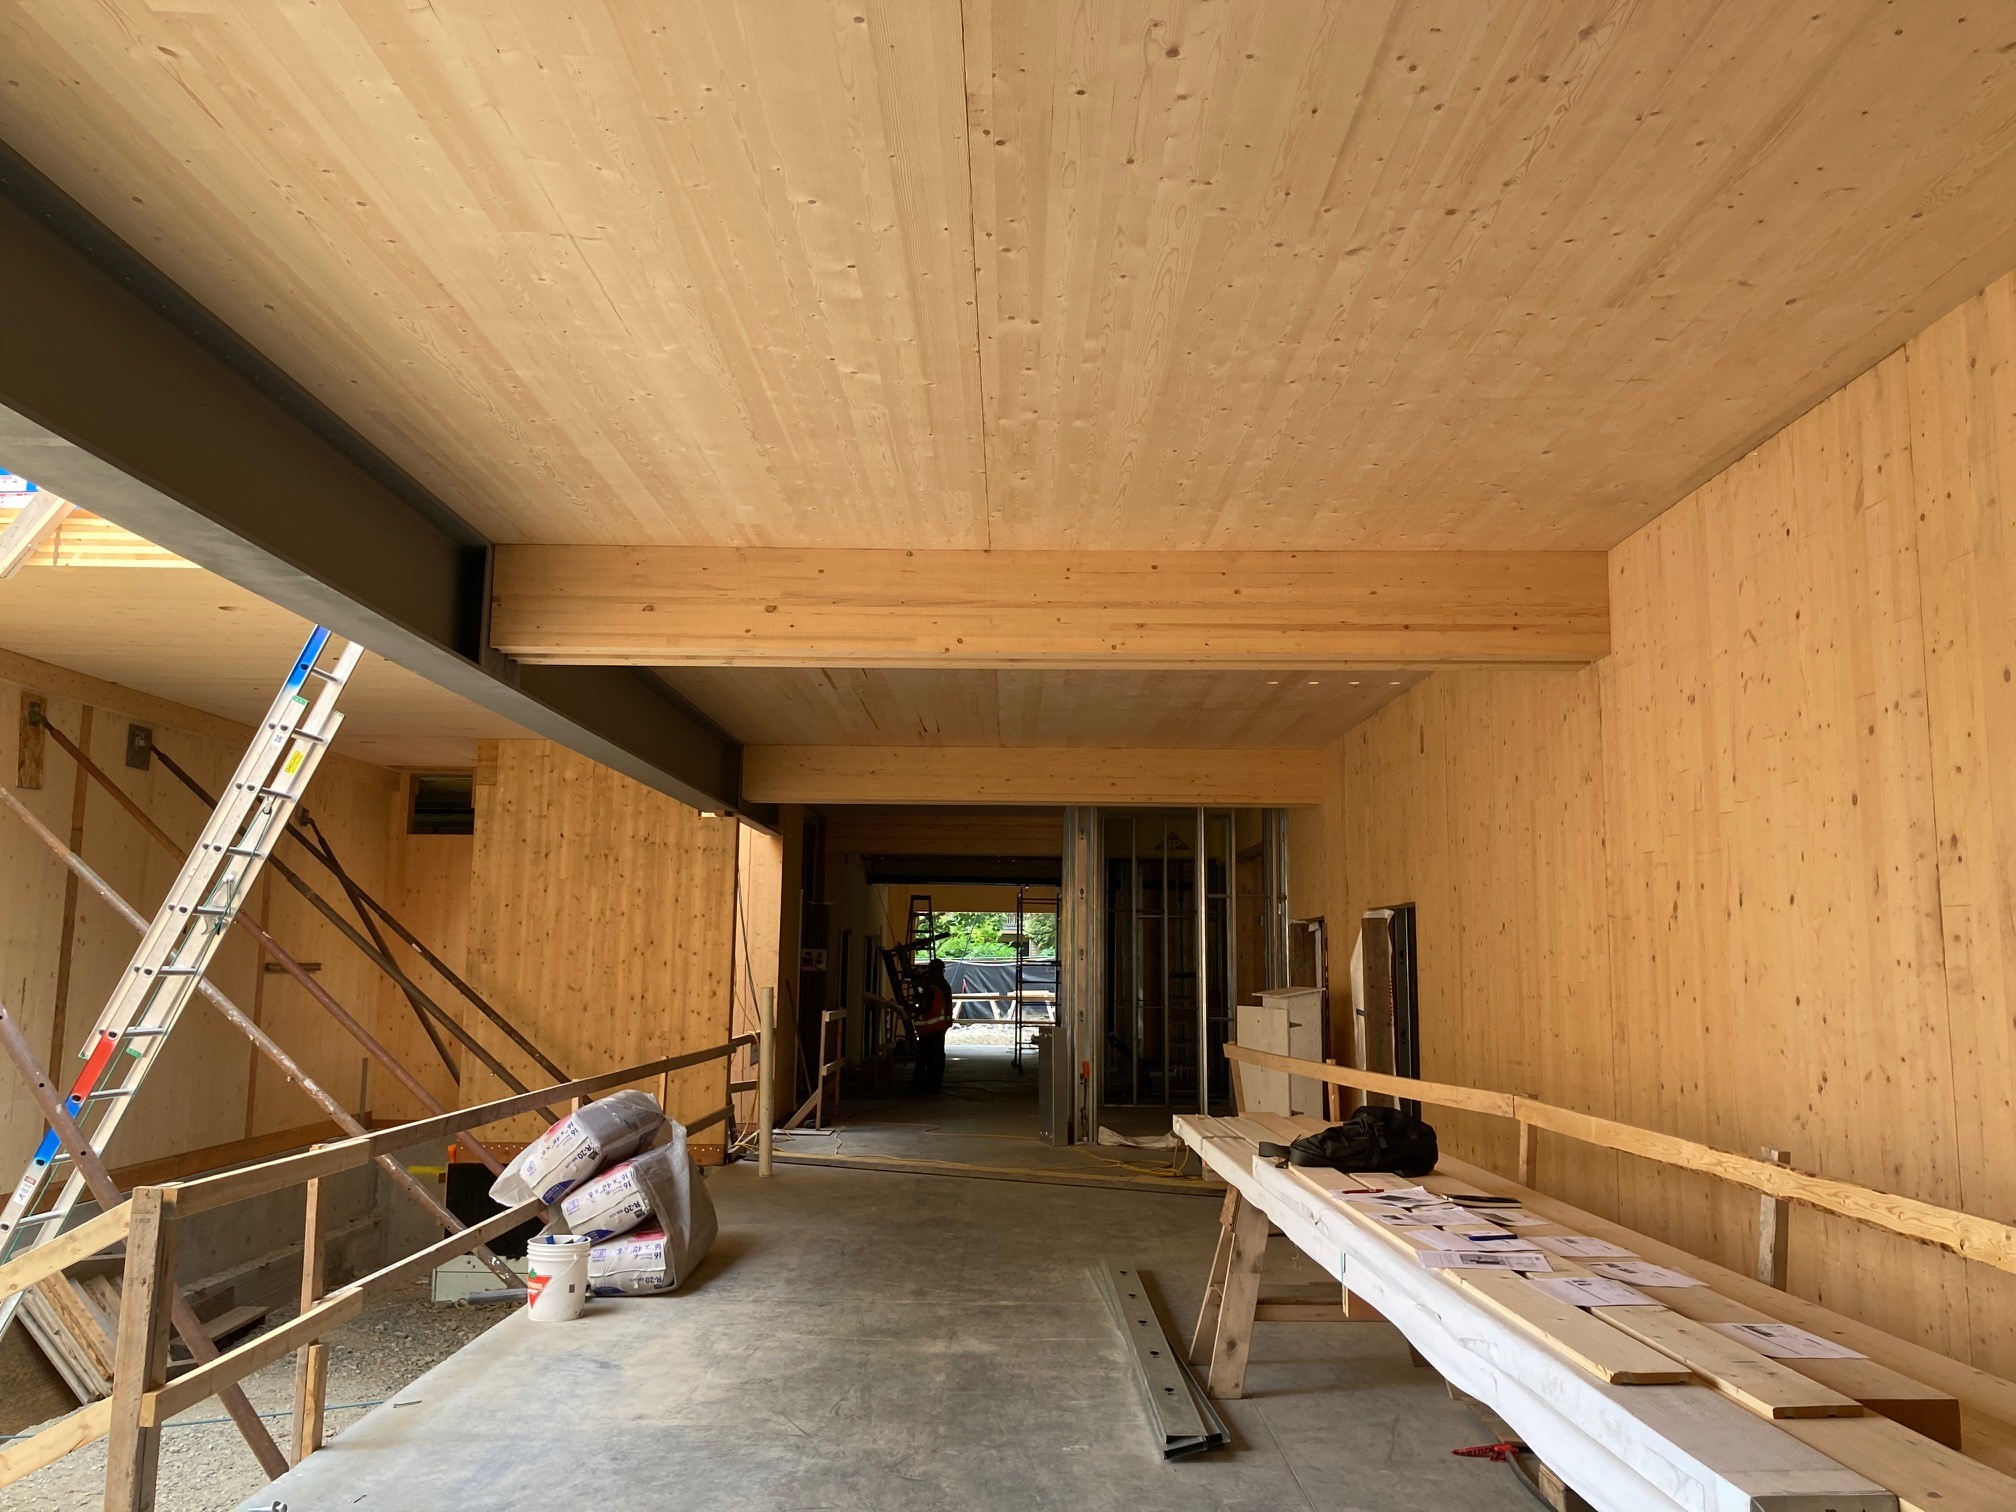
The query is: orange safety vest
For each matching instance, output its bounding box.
[915,980,953,1036]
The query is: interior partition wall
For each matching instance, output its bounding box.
[1088,808,1283,1122]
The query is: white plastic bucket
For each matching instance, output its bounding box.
[525,1234,592,1322]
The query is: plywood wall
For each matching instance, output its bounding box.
[1322,266,2016,1380]
[0,648,414,1181]
[465,739,740,1150]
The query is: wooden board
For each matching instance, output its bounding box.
[1177,1118,1897,1510]
[1431,1156,2016,1475]
[1591,1306,1866,1420]
[491,547,1609,665]
[1784,1416,2016,1512]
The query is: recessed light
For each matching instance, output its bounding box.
[1306,680,1320,686]
[1348,680,1361,686]
[1390,680,1402,685]
[1266,679,1279,686]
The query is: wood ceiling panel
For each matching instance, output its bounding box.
[0,0,985,547]
[2,2,2015,553]
[657,667,1422,749]
[0,564,530,769]
[966,0,2016,547]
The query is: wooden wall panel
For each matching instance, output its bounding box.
[729,823,783,1130]
[0,650,404,1181]
[466,740,739,1148]
[1333,670,1622,1225]
[1324,266,2016,1382]
[365,813,477,1123]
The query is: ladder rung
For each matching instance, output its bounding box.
[150,966,204,977]
[304,664,346,683]
[83,1088,134,1102]
[191,904,235,917]
[223,845,267,857]
[254,784,300,799]
[116,1026,170,1038]
[291,729,330,744]
[12,1210,67,1229]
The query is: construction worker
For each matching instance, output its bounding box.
[911,957,953,1094]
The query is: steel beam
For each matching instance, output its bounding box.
[0,144,760,824]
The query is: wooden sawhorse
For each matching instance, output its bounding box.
[1188,1186,1387,1397]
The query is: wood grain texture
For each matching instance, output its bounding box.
[0,571,529,771]
[492,547,1610,664]
[660,667,1422,751]
[1323,266,2016,1382]
[0,508,188,572]
[5,4,2016,550]
[464,740,738,1143]
[743,745,1323,805]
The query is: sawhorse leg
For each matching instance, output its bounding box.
[1206,1192,1271,1399]
[1190,1187,1240,1365]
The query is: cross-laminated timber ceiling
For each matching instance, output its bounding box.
[2,2,2014,555]
[656,666,1424,749]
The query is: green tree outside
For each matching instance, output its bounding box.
[928,910,1057,960]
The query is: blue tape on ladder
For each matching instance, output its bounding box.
[283,627,333,695]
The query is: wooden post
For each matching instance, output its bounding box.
[104,1187,176,1512]
[292,1168,330,1463]
[757,986,775,1177]
[1518,1119,1537,1188]
[1756,1146,1791,1289]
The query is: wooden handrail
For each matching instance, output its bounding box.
[171,1037,754,1216]
[11,1031,770,1505]
[1223,1043,2016,1276]
[0,1203,131,1304]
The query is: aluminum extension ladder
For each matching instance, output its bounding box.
[0,627,361,1339]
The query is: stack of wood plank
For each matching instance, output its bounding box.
[1176,1112,2016,1512]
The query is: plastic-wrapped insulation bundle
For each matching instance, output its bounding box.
[585,1121,717,1294]
[488,1089,665,1206]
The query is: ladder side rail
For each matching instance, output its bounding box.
[75,634,346,1051]
[20,707,354,1226]
[0,634,354,1264]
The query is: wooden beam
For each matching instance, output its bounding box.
[742,746,1324,806]
[489,547,1611,667]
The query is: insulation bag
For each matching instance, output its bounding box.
[488,1088,664,1207]
[585,1121,717,1294]
[561,1140,684,1241]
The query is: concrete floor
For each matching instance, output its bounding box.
[239,1046,1535,1511]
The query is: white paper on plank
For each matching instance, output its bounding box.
[1415,1250,1553,1272]
[1531,1234,1638,1259]
[1710,1323,1866,1359]
[1525,1276,1659,1309]
[1587,1260,1705,1289]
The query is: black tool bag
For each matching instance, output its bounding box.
[1268,1106,1439,1178]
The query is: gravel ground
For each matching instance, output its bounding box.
[0,1289,508,1511]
